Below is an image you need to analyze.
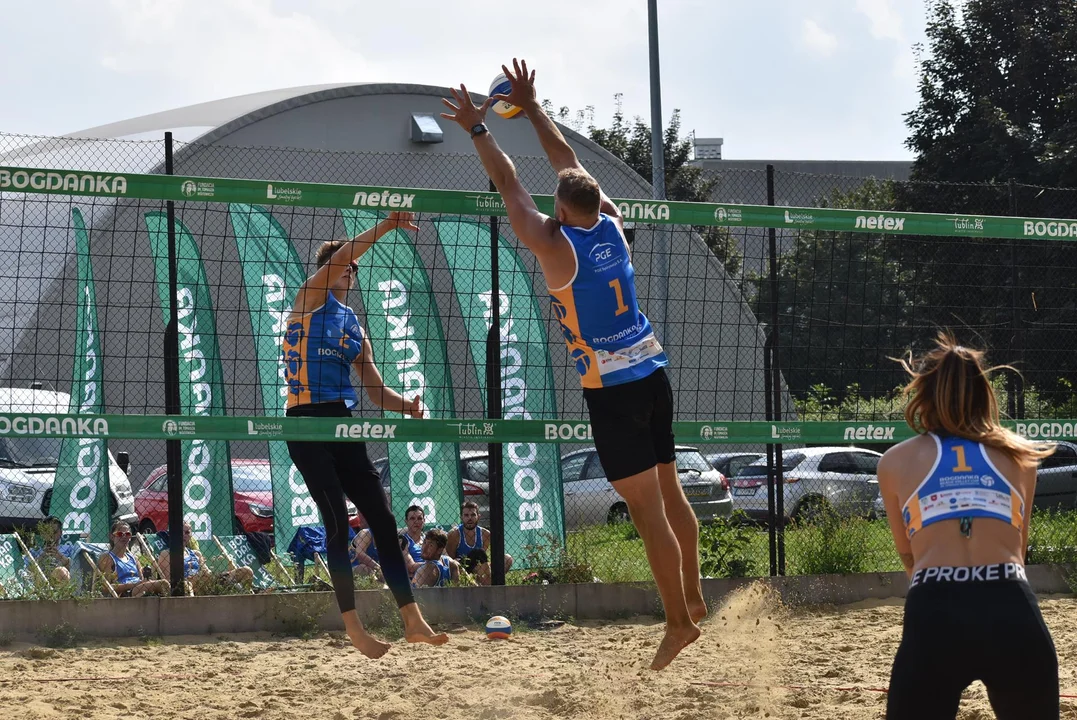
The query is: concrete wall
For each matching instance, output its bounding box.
[1,566,1069,640]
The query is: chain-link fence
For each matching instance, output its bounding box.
[0,131,1075,600]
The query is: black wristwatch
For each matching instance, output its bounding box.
[470,123,489,138]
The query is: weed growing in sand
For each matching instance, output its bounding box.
[37,622,84,648]
[0,631,13,647]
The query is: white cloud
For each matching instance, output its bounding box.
[853,0,915,79]
[98,0,375,97]
[854,0,904,42]
[801,19,839,57]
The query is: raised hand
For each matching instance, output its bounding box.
[491,58,537,112]
[440,85,493,132]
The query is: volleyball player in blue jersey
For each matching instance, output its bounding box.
[282,210,447,657]
[441,60,703,670]
[878,334,1058,718]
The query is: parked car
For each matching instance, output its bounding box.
[373,451,492,522]
[0,385,136,532]
[730,447,882,523]
[560,445,733,530]
[135,458,362,535]
[1034,440,1077,510]
[705,452,765,482]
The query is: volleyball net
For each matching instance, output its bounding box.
[1,131,1076,589]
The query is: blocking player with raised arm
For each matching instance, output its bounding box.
[440,59,704,671]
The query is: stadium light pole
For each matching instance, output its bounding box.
[648,0,670,334]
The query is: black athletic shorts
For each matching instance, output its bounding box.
[887,563,1058,720]
[582,367,675,482]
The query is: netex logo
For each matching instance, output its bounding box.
[854,214,905,232]
[334,421,397,439]
[843,425,896,441]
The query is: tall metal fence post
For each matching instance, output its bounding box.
[1009,179,1025,419]
[766,164,786,576]
[163,133,184,595]
[486,179,506,587]
[647,0,670,334]
[763,334,777,577]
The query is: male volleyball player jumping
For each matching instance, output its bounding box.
[441,59,704,670]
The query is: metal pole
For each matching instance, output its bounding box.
[767,165,785,576]
[486,179,506,587]
[763,334,777,577]
[648,0,670,336]
[1009,179,1025,419]
[163,132,184,595]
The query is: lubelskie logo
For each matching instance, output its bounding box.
[267,184,303,202]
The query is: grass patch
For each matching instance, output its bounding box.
[37,622,83,649]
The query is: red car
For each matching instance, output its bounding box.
[135,459,362,535]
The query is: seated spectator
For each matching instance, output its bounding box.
[349,528,381,578]
[158,521,254,594]
[31,516,71,585]
[98,520,170,598]
[400,505,427,577]
[446,501,513,586]
[412,528,463,588]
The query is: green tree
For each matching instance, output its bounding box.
[899,0,1077,405]
[546,95,743,279]
[753,179,922,401]
[905,0,1077,188]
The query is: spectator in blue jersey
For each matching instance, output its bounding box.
[281,211,447,656]
[349,528,381,578]
[98,520,169,598]
[411,528,464,588]
[157,521,254,595]
[446,501,512,586]
[400,505,427,576]
[441,61,703,669]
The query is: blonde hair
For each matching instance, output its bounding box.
[555,168,601,216]
[897,331,1052,467]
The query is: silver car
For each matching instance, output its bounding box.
[730,447,882,523]
[1034,440,1077,510]
[560,445,733,530]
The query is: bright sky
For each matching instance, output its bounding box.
[0,0,928,161]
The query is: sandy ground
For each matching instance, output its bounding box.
[0,584,1074,720]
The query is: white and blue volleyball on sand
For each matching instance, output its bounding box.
[485,615,512,639]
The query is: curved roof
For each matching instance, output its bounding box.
[65,82,366,140]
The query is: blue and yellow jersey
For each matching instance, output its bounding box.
[548,214,668,389]
[281,293,364,409]
[902,433,1024,539]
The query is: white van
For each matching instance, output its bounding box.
[0,384,136,532]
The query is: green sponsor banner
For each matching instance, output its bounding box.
[51,209,112,542]
[2,165,1075,240]
[145,212,235,543]
[434,217,565,562]
[342,210,462,528]
[0,415,1076,444]
[227,204,320,554]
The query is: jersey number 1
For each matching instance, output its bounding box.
[951,445,973,473]
[608,279,629,316]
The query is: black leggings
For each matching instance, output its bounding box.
[887,564,1058,719]
[286,402,414,613]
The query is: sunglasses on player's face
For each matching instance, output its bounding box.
[347,261,358,273]
[113,530,131,538]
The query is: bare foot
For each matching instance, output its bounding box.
[404,619,450,646]
[688,598,708,624]
[650,622,701,671]
[348,628,392,659]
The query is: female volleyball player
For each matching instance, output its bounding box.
[878,333,1058,719]
[282,210,447,657]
